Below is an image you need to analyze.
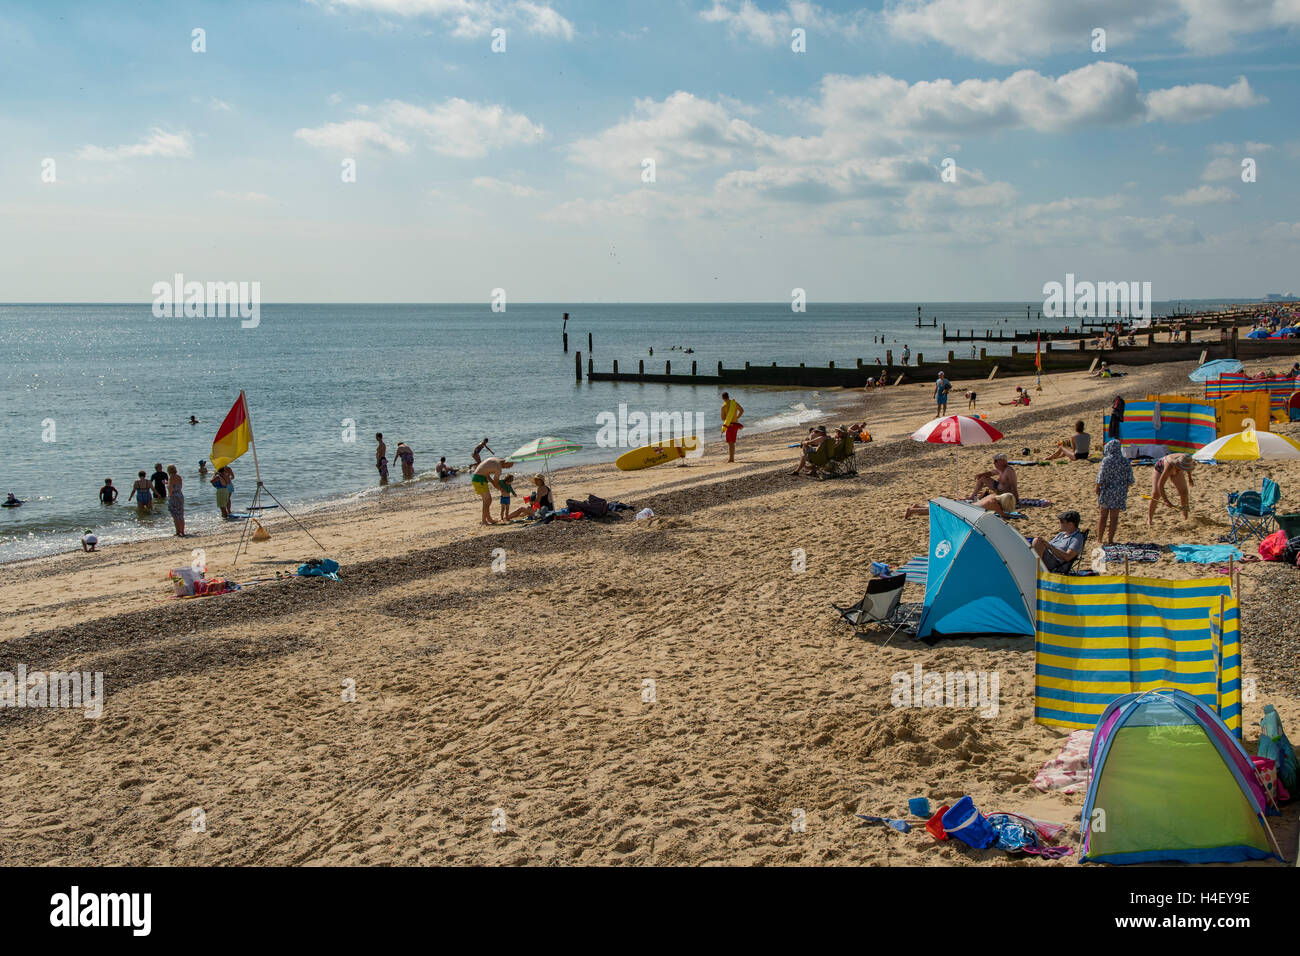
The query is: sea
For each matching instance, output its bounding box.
[0,300,1252,562]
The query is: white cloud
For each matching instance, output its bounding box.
[700,1,862,45]
[472,175,543,197]
[806,64,1262,141]
[569,91,778,176]
[379,99,544,157]
[76,128,193,161]
[1202,141,1270,180]
[210,97,234,112]
[312,0,575,39]
[295,99,543,157]
[883,0,1300,63]
[1164,184,1238,205]
[1144,76,1263,123]
[294,118,411,153]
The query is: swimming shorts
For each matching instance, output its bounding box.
[376,457,389,479]
[215,487,231,508]
[500,496,511,506]
[472,474,489,494]
[725,423,741,443]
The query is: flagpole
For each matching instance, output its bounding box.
[240,389,264,488]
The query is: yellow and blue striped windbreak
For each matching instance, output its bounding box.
[1035,572,1242,737]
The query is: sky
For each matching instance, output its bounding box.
[1,0,1298,302]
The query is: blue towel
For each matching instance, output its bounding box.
[1169,544,1243,563]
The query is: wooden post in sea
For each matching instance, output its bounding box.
[886,349,893,365]
[691,361,697,376]
[575,351,582,382]
[665,360,671,375]
[588,332,593,352]
[917,305,921,327]
[563,332,568,352]
[613,360,619,374]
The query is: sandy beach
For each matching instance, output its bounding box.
[2,357,1298,865]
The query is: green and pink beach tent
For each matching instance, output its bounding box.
[1080,689,1283,864]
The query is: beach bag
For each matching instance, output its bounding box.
[941,796,996,849]
[169,566,201,596]
[1260,705,1298,796]
[1259,530,1288,561]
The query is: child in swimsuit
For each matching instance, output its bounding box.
[498,475,516,522]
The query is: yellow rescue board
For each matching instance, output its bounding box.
[615,437,699,471]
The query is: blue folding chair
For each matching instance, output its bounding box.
[1226,477,1280,543]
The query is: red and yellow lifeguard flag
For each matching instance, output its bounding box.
[1035,333,1042,370]
[211,391,252,469]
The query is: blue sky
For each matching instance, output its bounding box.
[1,0,1298,301]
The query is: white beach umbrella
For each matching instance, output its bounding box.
[911,415,1005,494]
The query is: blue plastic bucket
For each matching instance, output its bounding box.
[942,796,996,849]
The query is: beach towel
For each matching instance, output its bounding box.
[297,558,341,580]
[1169,543,1243,563]
[1101,543,1162,563]
[1018,498,1054,508]
[898,556,928,588]
[1032,729,1095,794]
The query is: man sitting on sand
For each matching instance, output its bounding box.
[970,453,1018,504]
[436,457,458,478]
[1031,511,1085,572]
[471,457,513,525]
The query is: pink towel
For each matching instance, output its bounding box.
[1032,730,1094,794]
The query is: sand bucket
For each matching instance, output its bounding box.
[942,796,996,849]
[251,519,270,542]
[926,804,950,841]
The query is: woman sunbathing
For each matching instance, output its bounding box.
[905,493,1014,519]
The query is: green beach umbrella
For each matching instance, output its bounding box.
[508,436,582,483]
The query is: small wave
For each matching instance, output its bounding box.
[753,403,824,430]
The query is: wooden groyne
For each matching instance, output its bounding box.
[583,326,1300,389]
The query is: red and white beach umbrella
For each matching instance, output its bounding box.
[911,415,1004,494]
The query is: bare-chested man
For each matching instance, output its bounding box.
[471,457,513,525]
[970,453,1018,504]
[375,433,389,485]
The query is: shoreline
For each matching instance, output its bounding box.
[3,354,1299,864]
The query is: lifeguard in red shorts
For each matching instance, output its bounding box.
[720,391,744,462]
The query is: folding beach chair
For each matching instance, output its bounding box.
[1036,529,1090,576]
[1226,478,1280,544]
[822,430,858,477]
[798,436,836,478]
[831,574,922,644]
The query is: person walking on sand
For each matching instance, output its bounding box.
[1147,453,1196,528]
[1095,439,1134,544]
[166,464,186,536]
[472,438,493,465]
[720,392,744,462]
[471,457,513,525]
[394,441,415,480]
[98,478,118,504]
[935,371,951,417]
[375,433,389,485]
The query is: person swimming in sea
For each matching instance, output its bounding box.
[189,415,199,425]
[2,493,21,507]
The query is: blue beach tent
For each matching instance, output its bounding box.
[916,498,1037,643]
